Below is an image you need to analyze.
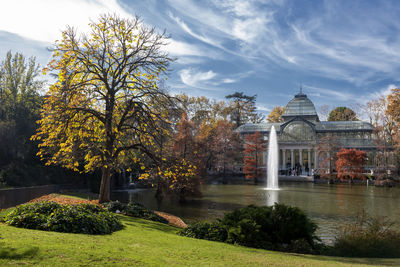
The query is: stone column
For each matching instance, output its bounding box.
[314,149,318,169]
[291,149,294,168]
[307,149,311,168]
[282,149,286,169]
[327,152,331,173]
[299,149,303,167]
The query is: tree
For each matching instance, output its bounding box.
[366,95,398,177]
[387,88,400,122]
[225,92,264,127]
[243,131,266,184]
[0,51,43,166]
[267,106,285,123]
[172,112,195,160]
[196,119,242,181]
[33,14,173,203]
[142,112,201,202]
[336,148,367,181]
[387,88,400,146]
[328,107,358,121]
[316,135,339,178]
[212,120,242,177]
[318,104,331,121]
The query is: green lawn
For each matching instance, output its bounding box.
[0,214,399,266]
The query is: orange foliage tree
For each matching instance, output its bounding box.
[141,112,201,202]
[316,135,339,177]
[197,119,242,179]
[243,131,266,184]
[336,148,367,181]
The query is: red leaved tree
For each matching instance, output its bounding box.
[336,148,367,181]
[146,112,201,202]
[243,131,266,184]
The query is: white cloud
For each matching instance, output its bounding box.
[168,11,221,48]
[179,68,217,88]
[222,78,236,84]
[0,0,132,43]
[165,39,206,57]
[303,85,354,101]
[360,84,400,103]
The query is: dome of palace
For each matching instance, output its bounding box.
[282,92,318,118]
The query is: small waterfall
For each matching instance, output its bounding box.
[267,126,279,189]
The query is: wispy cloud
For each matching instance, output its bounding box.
[165,39,206,57]
[0,0,132,43]
[222,78,236,84]
[166,0,400,87]
[167,11,221,48]
[2,0,400,109]
[361,84,400,103]
[179,68,217,88]
[303,85,355,101]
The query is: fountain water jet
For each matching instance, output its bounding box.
[266,126,279,190]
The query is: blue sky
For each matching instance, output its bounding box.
[1,0,400,117]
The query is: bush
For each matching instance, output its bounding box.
[220,204,318,251]
[103,200,126,213]
[179,222,227,242]
[104,201,168,224]
[331,212,400,258]
[179,203,319,254]
[4,202,123,235]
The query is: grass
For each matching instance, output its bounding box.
[0,216,400,266]
[0,195,399,266]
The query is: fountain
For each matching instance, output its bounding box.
[266,125,279,190]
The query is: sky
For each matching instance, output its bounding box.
[1,0,400,117]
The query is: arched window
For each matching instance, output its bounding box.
[281,121,315,142]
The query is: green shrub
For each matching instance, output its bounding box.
[104,201,168,224]
[179,203,319,254]
[103,200,126,213]
[4,202,123,235]
[331,212,400,258]
[125,203,168,224]
[220,205,274,249]
[220,204,318,251]
[179,222,227,242]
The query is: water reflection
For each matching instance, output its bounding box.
[265,189,278,206]
[111,182,400,242]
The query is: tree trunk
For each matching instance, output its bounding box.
[99,167,111,203]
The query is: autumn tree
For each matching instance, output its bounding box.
[33,14,173,203]
[226,92,264,127]
[318,104,331,121]
[328,107,358,121]
[243,131,266,184]
[212,120,242,176]
[316,135,340,177]
[267,106,285,123]
[144,112,201,202]
[336,148,367,181]
[196,119,242,181]
[172,112,195,159]
[365,94,398,177]
[175,93,231,126]
[387,88,400,146]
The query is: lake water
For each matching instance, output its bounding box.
[111,182,400,243]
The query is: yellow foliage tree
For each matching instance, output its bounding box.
[32,14,173,202]
[267,106,285,123]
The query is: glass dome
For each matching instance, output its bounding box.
[283,93,318,119]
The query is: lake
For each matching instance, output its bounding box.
[111,182,400,243]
